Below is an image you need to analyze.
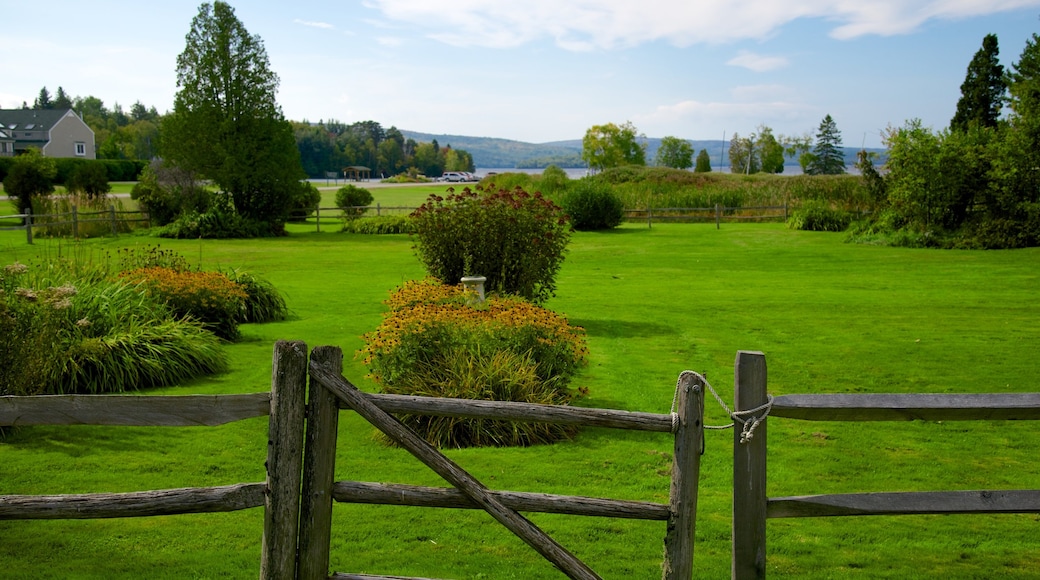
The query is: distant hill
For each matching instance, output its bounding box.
[401,130,583,168]
[402,131,886,170]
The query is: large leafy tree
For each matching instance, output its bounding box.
[655,136,693,169]
[950,34,1006,132]
[728,132,758,173]
[581,121,646,171]
[162,1,304,229]
[806,114,846,175]
[756,126,785,174]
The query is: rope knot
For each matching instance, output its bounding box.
[672,370,773,444]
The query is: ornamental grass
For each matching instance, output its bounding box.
[359,278,589,448]
[0,260,226,396]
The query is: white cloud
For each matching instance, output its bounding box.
[368,0,1040,49]
[727,51,789,72]
[377,36,405,47]
[294,19,335,30]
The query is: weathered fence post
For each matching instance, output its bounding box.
[733,351,768,579]
[715,204,721,229]
[109,205,118,235]
[25,209,33,245]
[260,340,308,580]
[72,205,79,239]
[662,371,705,579]
[315,205,321,233]
[297,346,343,580]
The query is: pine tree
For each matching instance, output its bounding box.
[951,34,1006,132]
[33,87,52,109]
[694,149,712,172]
[806,114,845,175]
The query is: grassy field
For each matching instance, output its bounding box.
[1,215,1039,578]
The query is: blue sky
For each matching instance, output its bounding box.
[2,1,1039,148]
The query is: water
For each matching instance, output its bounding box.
[478,165,862,178]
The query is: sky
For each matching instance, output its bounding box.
[2,1,1040,148]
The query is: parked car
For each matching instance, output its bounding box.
[441,171,466,182]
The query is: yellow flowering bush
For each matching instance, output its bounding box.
[121,267,248,340]
[359,278,589,447]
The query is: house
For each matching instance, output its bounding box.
[0,108,96,159]
[0,126,14,157]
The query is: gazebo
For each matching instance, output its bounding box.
[342,166,371,181]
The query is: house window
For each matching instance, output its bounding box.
[75,142,86,156]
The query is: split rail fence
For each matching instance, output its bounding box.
[0,206,150,244]
[3,344,1038,578]
[307,204,789,233]
[729,350,1040,579]
[0,340,707,579]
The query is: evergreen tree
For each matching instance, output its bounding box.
[53,87,73,110]
[694,149,712,172]
[806,114,845,175]
[951,34,1006,132]
[33,87,52,109]
[162,1,304,231]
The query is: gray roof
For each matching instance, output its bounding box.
[0,108,78,132]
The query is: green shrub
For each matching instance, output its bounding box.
[223,268,288,323]
[66,163,111,198]
[538,165,570,196]
[288,181,321,222]
[787,200,854,232]
[159,194,277,238]
[477,173,536,193]
[335,184,374,217]
[410,185,570,303]
[359,279,588,447]
[562,179,625,230]
[340,215,415,234]
[131,162,211,227]
[120,267,248,340]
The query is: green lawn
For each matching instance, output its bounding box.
[1,222,1039,578]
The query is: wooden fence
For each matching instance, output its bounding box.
[0,206,150,243]
[0,341,707,579]
[306,204,789,232]
[729,350,1040,579]
[624,204,788,228]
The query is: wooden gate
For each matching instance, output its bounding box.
[296,344,706,580]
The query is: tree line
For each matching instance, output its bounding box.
[860,30,1040,248]
[580,116,848,175]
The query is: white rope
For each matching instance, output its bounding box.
[672,370,773,444]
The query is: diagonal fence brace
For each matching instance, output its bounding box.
[309,361,601,580]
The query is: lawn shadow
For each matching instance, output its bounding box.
[569,318,675,338]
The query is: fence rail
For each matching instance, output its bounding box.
[731,351,1040,579]
[0,206,150,243]
[0,341,306,579]
[303,203,789,232]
